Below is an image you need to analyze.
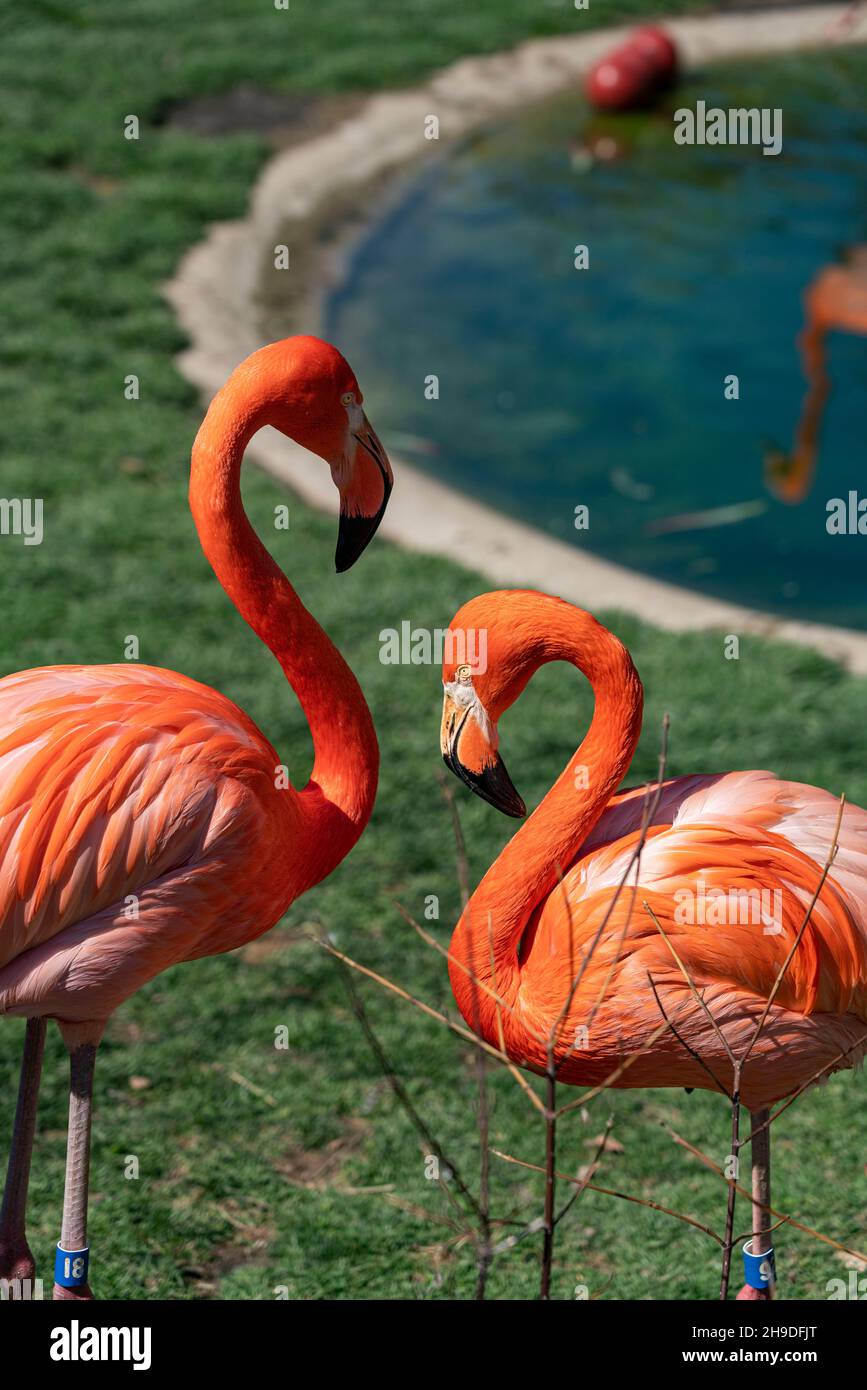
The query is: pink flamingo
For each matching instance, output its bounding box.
[440,590,867,1299]
[0,335,392,1299]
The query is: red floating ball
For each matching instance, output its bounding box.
[585,25,679,111]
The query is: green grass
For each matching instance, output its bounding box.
[1,0,865,1301]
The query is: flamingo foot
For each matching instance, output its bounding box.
[0,1234,39,1297]
[52,1280,94,1301]
[735,1282,772,1301]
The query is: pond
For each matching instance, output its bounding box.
[317,45,867,630]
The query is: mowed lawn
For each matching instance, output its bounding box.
[1,0,865,1300]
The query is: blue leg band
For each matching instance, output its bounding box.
[55,1243,90,1288]
[742,1239,775,1289]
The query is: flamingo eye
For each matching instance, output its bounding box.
[341,391,355,407]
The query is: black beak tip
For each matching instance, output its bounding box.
[335,479,392,572]
[443,749,527,819]
[474,757,526,819]
[495,785,527,819]
[335,514,377,573]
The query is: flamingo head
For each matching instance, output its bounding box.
[439,592,536,820]
[262,336,394,571]
[441,591,643,822]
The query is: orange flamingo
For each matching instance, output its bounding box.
[440,590,867,1298]
[0,335,392,1300]
[765,246,867,503]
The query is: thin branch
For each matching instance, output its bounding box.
[394,901,549,1051]
[492,1149,724,1247]
[741,795,845,1066]
[646,970,731,1098]
[747,1028,867,1142]
[553,1117,615,1228]
[732,1215,791,1246]
[336,955,483,1226]
[489,1216,546,1256]
[485,913,548,1114]
[719,1058,743,1299]
[579,718,672,1042]
[438,775,492,1301]
[539,1064,557,1300]
[438,769,471,909]
[669,1126,867,1265]
[643,901,738,1071]
[550,716,671,1064]
[556,1000,693,1118]
[316,938,542,1087]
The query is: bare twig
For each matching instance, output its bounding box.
[579,717,672,1043]
[336,956,483,1226]
[492,1149,724,1246]
[741,795,845,1067]
[438,775,493,1300]
[669,1126,867,1264]
[747,1028,867,1142]
[719,1058,743,1299]
[316,937,536,1079]
[556,1002,693,1118]
[646,971,730,1098]
[438,769,471,910]
[483,915,548,1116]
[644,902,738,1071]
[394,902,549,1051]
[539,1061,557,1300]
[553,1118,615,1228]
[551,716,671,1066]
[732,1215,791,1246]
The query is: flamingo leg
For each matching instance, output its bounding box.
[736,1108,774,1301]
[0,1016,47,1298]
[52,1037,98,1301]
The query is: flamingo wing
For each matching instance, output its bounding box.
[0,664,288,977]
[518,772,867,1075]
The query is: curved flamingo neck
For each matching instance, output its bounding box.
[449,606,643,1029]
[189,376,378,896]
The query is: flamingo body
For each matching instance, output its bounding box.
[493,771,867,1109]
[0,664,302,1023]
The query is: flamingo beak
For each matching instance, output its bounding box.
[440,691,526,820]
[335,414,394,572]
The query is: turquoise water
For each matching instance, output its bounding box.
[323,48,867,629]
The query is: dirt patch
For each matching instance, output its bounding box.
[187,1195,277,1295]
[156,82,363,149]
[275,1116,376,1192]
